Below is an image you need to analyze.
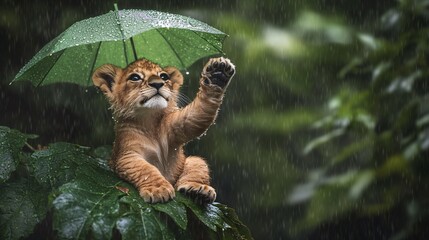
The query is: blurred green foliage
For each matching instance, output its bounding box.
[1,0,429,239]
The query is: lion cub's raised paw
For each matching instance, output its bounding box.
[202,57,235,89]
[139,180,175,203]
[177,182,217,204]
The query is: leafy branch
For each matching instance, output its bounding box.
[0,126,252,240]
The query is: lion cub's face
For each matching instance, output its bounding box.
[92,59,183,118]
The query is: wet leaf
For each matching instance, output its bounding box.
[295,172,358,230]
[30,142,96,189]
[303,128,345,154]
[52,167,124,240]
[0,178,48,240]
[213,203,253,240]
[0,126,36,183]
[116,212,175,240]
[153,200,187,230]
[175,194,223,232]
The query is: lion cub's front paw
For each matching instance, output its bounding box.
[139,180,175,203]
[202,57,235,89]
[177,182,217,204]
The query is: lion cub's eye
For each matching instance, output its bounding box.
[160,73,170,81]
[128,74,142,81]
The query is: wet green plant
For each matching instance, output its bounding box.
[0,126,252,239]
[290,1,429,238]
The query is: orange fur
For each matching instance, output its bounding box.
[92,57,235,203]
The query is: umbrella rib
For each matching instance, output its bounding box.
[114,8,129,65]
[130,37,138,61]
[155,28,186,69]
[191,31,225,54]
[86,41,102,86]
[36,50,65,87]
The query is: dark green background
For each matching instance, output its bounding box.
[1,0,429,239]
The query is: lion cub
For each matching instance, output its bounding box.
[92,57,235,203]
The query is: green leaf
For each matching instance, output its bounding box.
[303,128,345,154]
[331,136,373,165]
[52,167,126,240]
[116,205,175,240]
[52,164,179,240]
[294,170,376,231]
[296,180,356,230]
[30,142,96,188]
[213,203,253,240]
[116,192,176,240]
[0,178,48,240]
[90,145,112,171]
[0,126,36,183]
[175,194,223,232]
[153,200,187,230]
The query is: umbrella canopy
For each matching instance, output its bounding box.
[11,7,226,86]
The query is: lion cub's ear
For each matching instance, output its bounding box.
[92,64,122,101]
[164,66,183,90]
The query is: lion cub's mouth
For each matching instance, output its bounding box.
[139,93,168,104]
[139,93,169,109]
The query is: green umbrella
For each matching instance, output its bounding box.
[11,5,226,86]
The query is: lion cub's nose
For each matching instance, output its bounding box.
[149,82,164,90]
